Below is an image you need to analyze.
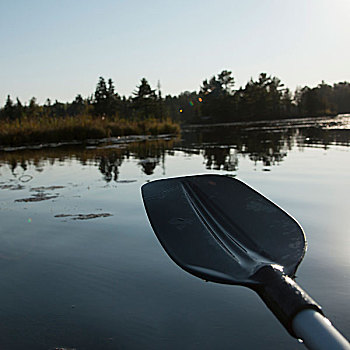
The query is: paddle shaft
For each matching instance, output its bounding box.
[252,266,350,349]
[293,309,350,350]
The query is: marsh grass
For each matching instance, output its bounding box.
[0,115,180,147]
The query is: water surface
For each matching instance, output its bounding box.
[0,116,349,349]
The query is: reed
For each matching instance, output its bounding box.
[0,115,180,147]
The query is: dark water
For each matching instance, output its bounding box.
[0,116,349,349]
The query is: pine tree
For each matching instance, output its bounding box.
[132,78,157,119]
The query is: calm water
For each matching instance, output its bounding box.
[0,116,349,349]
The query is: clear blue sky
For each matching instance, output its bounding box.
[1,0,349,105]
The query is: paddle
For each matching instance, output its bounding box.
[141,174,349,350]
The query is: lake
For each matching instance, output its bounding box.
[0,115,349,349]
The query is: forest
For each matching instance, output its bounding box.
[1,72,350,147]
[1,71,350,124]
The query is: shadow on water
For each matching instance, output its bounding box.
[0,116,349,180]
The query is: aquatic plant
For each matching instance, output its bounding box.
[0,115,180,147]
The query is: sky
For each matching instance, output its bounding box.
[1,0,349,105]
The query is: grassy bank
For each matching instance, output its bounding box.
[0,115,180,147]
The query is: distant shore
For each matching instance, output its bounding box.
[182,114,347,129]
[0,115,180,148]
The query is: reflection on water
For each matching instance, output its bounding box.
[1,116,349,180]
[0,116,349,349]
[0,139,172,181]
[180,116,350,171]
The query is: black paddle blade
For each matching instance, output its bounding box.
[142,175,306,285]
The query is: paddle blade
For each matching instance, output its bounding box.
[142,175,306,285]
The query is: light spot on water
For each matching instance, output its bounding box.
[19,174,33,183]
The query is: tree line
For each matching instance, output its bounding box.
[1,72,350,124]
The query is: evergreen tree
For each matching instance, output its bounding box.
[4,95,14,120]
[333,82,350,113]
[237,73,284,120]
[132,78,157,119]
[93,77,120,117]
[94,77,108,116]
[217,70,235,94]
[26,97,42,118]
[106,78,120,117]
[281,88,293,116]
[296,82,336,116]
[51,99,66,117]
[156,80,164,120]
[13,98,24,120]
[68,94,87,116]
[200,70,236,122]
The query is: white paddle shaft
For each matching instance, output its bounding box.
[292,309,350,350]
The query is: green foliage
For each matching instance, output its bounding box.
[296,81,340,116]
[132,78,158,119]
[333,82,350,113]
[237,73,286,120]
[3,95,16,120]
[1,73,350,148]
[93,77,120,117]
[196,72,349,123]
[201,70,235,97]
[165,91,202,124]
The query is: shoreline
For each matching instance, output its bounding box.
[0,115,180,149]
